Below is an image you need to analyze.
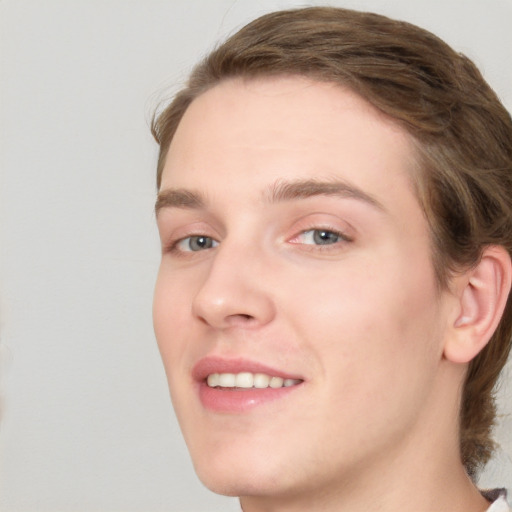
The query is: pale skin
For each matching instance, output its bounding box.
[153,77,511,511]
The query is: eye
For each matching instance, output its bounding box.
[175,235,219,252]
[294,229,348,246]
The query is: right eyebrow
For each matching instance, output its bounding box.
[155,188,206,216]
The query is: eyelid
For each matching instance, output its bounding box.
[289,227,353,246]
[177,235,219,252]
[287,213,355,243]
[165,234,220,255]
[159,219,220,255]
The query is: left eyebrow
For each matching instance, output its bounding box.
[264,179,386,212]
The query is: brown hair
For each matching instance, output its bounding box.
[151,6,512,478]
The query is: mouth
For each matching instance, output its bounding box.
[193,357,304,412]
[206,372,302,390]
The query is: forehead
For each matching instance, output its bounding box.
[161,76,420,211]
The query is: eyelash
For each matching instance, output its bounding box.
[165,235,218,256]
[289,227,353,248]
[165,227,352,256]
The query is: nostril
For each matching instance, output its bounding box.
[225,313,257,327]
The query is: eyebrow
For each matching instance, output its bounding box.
[155,188,206,215]
[264,179,385,211]
[155,178,385,216]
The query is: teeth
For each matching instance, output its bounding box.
[235,372,254,388]
[207,373,219,387]
[206,372,301,389]
[253,373,270,388]
[218,373,236,387]
[269,376,284,388]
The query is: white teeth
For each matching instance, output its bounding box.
[206,373,219,387]
[235,372,254,388]
[269,376,284,388]
[253,373,270,388]
[206,372,301,389]
[218,373,236,387]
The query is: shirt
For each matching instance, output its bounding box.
[486,494,510,511]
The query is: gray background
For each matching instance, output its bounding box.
[1,0,511,510]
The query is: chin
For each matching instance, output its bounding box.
[191,444,297,498]
[195,462,279,498]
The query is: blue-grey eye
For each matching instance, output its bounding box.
[300,229,342,245]
[178,236,218,252]
[313,230,341,245]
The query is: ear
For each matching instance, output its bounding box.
[443,245,512,364]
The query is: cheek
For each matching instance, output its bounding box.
[153,269,200,430]
[292,274,443,458]
[286,252,442,388]
[153,267,193,375]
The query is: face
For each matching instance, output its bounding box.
[153,77,454,502]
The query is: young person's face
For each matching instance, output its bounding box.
[154,77,456,500]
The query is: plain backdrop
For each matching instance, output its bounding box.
[1,1,511,511]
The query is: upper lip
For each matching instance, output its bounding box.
[192,356,304,382]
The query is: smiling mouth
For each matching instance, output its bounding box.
[207,372,303,389]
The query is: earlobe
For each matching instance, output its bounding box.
[444,246,512,364]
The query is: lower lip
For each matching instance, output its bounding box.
[198,382,302,413]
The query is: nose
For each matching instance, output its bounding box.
[192,242,276,330]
